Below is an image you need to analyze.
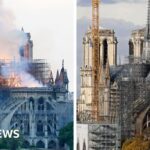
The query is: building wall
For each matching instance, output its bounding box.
[77,124,89,150]
[83,28,117,67]
[77,123,121,150]
[129,28,145,59]
[0,88,73,149]
[78,28,114,122]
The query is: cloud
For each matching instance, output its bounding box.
[77,0,145,6]
[77,17,142,96]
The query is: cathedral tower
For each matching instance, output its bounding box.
[142,0,150,61]
[78,0,117,122]
[129,0,150,62]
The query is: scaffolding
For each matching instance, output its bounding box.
[91,0,100,122]
[88,124,121,150]
[28,59,51,85]
[0,59,52,88]
[113,57,150,141]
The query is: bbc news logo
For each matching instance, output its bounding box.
[0,130,20,138]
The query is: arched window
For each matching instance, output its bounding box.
[24,123,30,135]
[48,141,56,149]
[83,140,86,150]
[29,97,34,110]
[47,102,53,110]
[103,39,108,67]
[22,140,30,148]
[129,40,134,56]
[38,97,44,111]
[36,140,45,148]
[77,140,80,150]
[37,120,44,136]
[47,125,51,135]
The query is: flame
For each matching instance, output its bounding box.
[7,72,21,87]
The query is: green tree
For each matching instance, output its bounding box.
[0,135,23,150]
[59,122,73,150]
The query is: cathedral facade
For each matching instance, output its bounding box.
[77,0,150,149]
[78,28,117,122]
[0,29,73,150]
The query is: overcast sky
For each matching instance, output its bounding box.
[77,0,147,95]
[2,0,74,91]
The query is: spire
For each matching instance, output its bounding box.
[61,60,65,73]
[142,0,150,61]
[62,59,64,68]
[49,70,54,85]
[55,70,60,84]
[145,0,150,40]
[21,27,24,32]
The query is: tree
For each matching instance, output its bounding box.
[122,136,150,150]
[59,122,73,150]
[0,135,23,150]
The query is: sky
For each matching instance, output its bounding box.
[2,0,74,91]
[77,0,147,95]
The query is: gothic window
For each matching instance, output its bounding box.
[47,102,53,110]
[38,97,44,111]
[103,39,108,67]
[37,120,44,136]
[48,120,52,126]
[47,125,51,135]
[54,123,56,130]
[129,40,134,56]
[20,123,23,132]
[83,140,86,150]
[77,140,80,150]
[22,140,30,148]
[24,123,30,135]
[48,141,56,149]
[36,140,45,148]
[29,97,34,110]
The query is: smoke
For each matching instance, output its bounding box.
[0,1,27,60]
[1,60,43,87]
[0,1,43,87]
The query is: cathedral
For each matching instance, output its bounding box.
[0,29,73,149]
[78,27,117,122]
[77,0,150,149]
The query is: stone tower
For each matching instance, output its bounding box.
[129,0,150,62]
[78,28,117,121]
[142,0,150,61]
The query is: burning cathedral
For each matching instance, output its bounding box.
[0,29,73,149]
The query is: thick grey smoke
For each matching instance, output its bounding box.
[0,1,43,87]
[1,61,42,87]
[0,1,27,60]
